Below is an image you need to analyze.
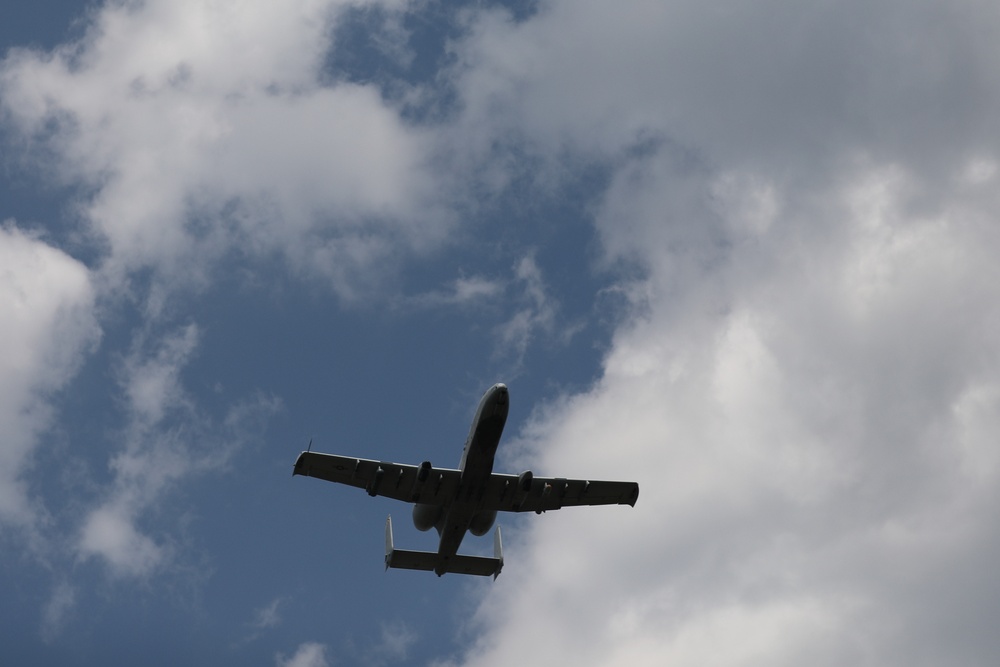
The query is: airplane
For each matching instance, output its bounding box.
[292,383,639,578]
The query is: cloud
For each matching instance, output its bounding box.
[74,321,192,576]
[277,642,330,667]
[449,0,1000,174]
[120,323,200,427]
[40,581,76,642]
[76,324,282,577]
[78,504,166,578]
[331,620,417,667]
[406,274,505,308]
[494,254,560,364]
[436,1,1000,665]
[0,224,99,534]
[234,597,287,646]
[449,171,1000,662]
[253,598,284,631]
[369,621,417,665]
[3,0,999,661]
[0,0,447,302]
[403,253,573,369]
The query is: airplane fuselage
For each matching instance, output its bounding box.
[432,383,508,574]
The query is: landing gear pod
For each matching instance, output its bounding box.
[412,503,443,532]
[469,509,497,536]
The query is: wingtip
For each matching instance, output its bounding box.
[292,450,307,476]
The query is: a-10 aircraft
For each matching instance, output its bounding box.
[293,383,639,578]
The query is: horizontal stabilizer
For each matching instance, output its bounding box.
[384,516,503,579]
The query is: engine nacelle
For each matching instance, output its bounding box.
[412,503,443,532]
[367,466,384,497]
[518,470,533,492]
[469,510,497,537]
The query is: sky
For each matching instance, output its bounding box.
[2,0,1000,665]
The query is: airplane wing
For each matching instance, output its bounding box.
[293,451,461,506]
[482,473,639,514]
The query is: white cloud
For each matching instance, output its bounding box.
[277,642,330,667]
[451,176,1000,660]
[0,224,99,532]
[450,0,1000,175]
[438,1,1000,665]
[76,324,281,577]
[0,0,446,302]
[78,505,166,578]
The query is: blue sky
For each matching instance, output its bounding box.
[3,1,1000,666]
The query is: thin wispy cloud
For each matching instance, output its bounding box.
[405,275,504,308]
[494,253,574,370]
[40,581,75,643]
[77,323,281,578]
[276,642,329,667]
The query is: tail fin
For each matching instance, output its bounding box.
[492,524,504,580]
[385,515,394,571]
